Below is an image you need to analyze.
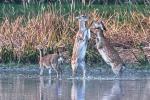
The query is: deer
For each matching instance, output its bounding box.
[36,45,64,78]
[90,20,125,77]
[71,15,91,78]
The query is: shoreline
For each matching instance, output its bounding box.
[0,63,150,79]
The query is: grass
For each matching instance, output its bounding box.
[0,3,149,67]
[0,3,149,22]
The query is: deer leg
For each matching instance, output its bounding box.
[48,68,52,75]
[40,64,44,75]
[112,64,122,77]
[40,68,44,76]
[71,63,78,77]
[57,65,62,78]
[80,61,86,78]
[52,64,59,78]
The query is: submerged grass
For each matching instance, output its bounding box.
[0,3,149,67]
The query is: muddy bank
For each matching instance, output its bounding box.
[0,63,150,79]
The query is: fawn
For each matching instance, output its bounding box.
[71,15,91,78]
[90,20,125,76]
[37,46,64,78]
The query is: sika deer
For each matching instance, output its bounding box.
[71,15,91,78]
[37,46,64,78]
[90,20,125,76]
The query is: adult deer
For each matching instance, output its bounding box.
[71,15,91,78]
[90,20,125,76]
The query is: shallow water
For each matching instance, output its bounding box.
[0,74,150,100]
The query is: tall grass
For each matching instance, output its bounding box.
[0,3,149,64]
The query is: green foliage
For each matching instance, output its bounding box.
[131,45,149,67]
[46,47,54,54]
[0,3,149,22]
[66,44,73,57]
[20,48,39,64]
[1,46,14,63]
[137,46,149,66]
[86,45,104,66]
[0,3,49,22]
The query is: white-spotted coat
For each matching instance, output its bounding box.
[91,21,125,76]
[71,15,90,77]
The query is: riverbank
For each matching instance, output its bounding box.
[0,62,149,79]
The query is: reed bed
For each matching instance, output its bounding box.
[0,4,149,65]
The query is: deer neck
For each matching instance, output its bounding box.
[97,30,105,40]
[79,21,87,31]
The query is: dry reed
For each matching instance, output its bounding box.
[0,7,149,64]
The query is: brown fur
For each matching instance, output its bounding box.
[91,21,125,76]
[71,15,90,77]
[38,47,63,77]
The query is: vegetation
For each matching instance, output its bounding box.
[0,3,149,67]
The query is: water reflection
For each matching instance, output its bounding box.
[71,79,85,100]
[70,79,123,100]
[39,76,62,100]
[0,74,40,100]
[102,80,123,100]
[0,74,150,100]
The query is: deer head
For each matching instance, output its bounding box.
[91,20,107,31]
[76,15,89,22]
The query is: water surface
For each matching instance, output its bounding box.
[0,74,150,100]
